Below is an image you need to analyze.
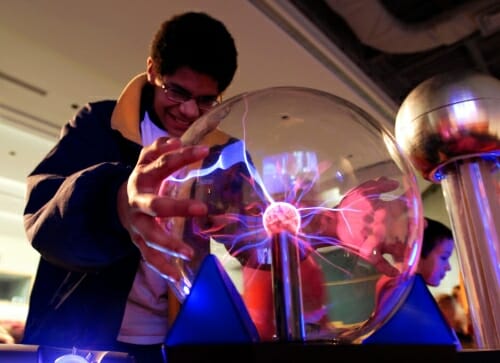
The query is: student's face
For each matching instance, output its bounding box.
[418,238,454,287]
[147,60,220,137]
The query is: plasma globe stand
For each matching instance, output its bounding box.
[264,201,306,341]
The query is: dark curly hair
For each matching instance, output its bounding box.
[421,218,453,258]
[150,12,238,93]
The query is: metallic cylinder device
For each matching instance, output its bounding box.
[395,70,500,349]
[271,232,306,341]
[263,151,315,341]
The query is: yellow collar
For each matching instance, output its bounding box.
[110,73,147,144]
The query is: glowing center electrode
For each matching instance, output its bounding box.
[262,201,301,235]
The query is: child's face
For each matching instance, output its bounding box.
[418,238,454,287]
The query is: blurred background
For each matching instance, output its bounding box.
[2,0,499,337]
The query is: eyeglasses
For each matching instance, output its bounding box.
[160,83,220,111]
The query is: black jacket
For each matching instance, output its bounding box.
[21,74,248,351]
[22,99,142,350]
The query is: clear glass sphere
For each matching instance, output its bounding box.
[161,86,423,343]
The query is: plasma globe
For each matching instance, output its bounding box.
[158,87,421,344]
[164,126,409,275]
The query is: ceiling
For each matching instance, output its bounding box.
[2,0,499,279]
[289,0,500,105]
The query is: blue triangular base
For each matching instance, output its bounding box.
[363,274,460,347]
[165,254,260,346]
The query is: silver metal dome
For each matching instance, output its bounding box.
[395,70,500,181]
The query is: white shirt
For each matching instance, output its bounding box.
[117,112,171,344]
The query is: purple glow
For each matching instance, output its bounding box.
[179,140,409,274]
